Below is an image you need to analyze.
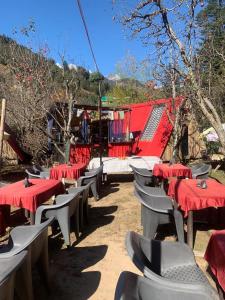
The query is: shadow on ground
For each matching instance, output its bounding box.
[33,245,107,300]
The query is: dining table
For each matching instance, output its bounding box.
[0,178,64,225]
[153,163,192,179]
[204,230,225,296]
[50,162,87,181]
[168,178,225,248]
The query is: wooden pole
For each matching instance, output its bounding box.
[98,82,103,165]
[0,98,6,165]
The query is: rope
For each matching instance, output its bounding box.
[76,0,100,73]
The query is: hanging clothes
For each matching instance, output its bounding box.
[81,110,90,143]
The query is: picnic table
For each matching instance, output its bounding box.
[50,162,87,180]
[168,178,225,248]
[0,179,64,225]
[204,230,225,296]
[153,163,192,179]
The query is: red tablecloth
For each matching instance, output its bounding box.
[50,162,87,180]
[204,230,225,292]
[168,179,225,217]
[153,163,192,179]
[0,179,64,213]
[108,143,132,157]
[70,144,91,164]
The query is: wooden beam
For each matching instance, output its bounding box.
[0,98,6,165]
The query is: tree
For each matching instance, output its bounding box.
[197,0,225,122]
[0,25,109,162]
[118,0,225,154]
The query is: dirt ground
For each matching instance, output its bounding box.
[35,174,143,300]
[1,171,223,299]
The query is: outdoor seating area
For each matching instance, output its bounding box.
[0,160,106,299]
[114,161,225,300]
[0,159,225,299]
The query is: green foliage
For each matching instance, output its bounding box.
[196,0,225,119]
[106,81,146,105]
[205,140,220,154]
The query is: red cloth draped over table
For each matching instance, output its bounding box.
[0,179,64,213]
[153,163,192,179]
[50,162,87,180]
[70,144,91,164]
[168,179,225,217]
[204,230,225,292]
[108,142,132,157]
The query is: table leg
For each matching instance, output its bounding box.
[187,210,193,248]
[30,212,35,225]
[24,209,29,219]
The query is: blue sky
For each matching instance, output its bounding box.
[0,0,150,77]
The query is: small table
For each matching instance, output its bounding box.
[168,179,225,248]
[204,230,225,296]
[153,163,192,179]
[88,156,162,173]
[50,162,87,181]
[0,179,64,225]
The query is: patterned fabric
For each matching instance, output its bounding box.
[141,105,165,141]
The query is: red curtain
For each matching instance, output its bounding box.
[70,144,91,164]
[108,143,132,157]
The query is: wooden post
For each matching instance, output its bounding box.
[0,98,6,165]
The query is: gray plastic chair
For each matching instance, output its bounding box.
[77,172,99,201]
[67,180,94,230]
[35,191,81,246]
[125,231,219,299]
[0,217,54,300]
[85,165,104,194]
[0,251,27,300]
[25,165,50,179]
[191,163,212,179]
[129,164,153,186]
[115,271,218,300]
[134,180,184,242]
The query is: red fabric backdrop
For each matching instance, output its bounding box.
[70,144,91,164]
[124,98,183,157]
[108,142,132,157]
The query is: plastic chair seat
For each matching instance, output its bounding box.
[134,181,184,242]
[115,271,218,300]
[125,231,218,299]
[35,191,81,246]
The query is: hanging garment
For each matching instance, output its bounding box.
[119,111,124,119]
[81,119,89,143]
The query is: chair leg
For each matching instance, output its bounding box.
[91,182,99,201]
[74,207,80,240]
[57,216,71,247]
[15,252,33,300]
[143,208,159,239]
[84,199,89,224]
[173,209,184,243]
[79,196,84,231]
[37,237,50,291]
